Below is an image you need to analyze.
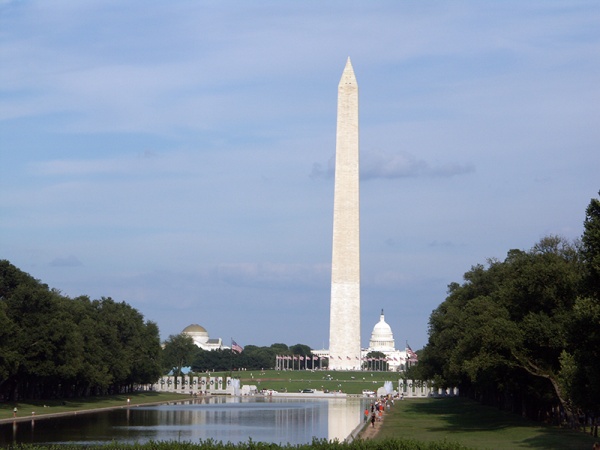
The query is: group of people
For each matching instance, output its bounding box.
[364,398,393,428]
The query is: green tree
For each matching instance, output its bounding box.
[192,348,238,372]
[419,236,583,420]
[289,344,313,369]
[240,345,275,370]
[0,260,166,400]
[364,351,388,371]
[563,192,600,420]
[270,343,289,353]
[162,334,197,387]
[582,191,600,297]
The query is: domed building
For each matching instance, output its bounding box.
[311,310,418,371]
[182,324,223,351]
[361,310,414,372]
[369,310,395,352]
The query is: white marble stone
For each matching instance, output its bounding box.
[329,58,361,370]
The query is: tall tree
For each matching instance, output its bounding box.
[581,191,600,297]
[564,192,600,418]
[162,334,197,387]
[0,260,165,400]
[419,237,583,420]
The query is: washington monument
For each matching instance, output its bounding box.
[328,58,361,370]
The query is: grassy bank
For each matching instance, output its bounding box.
[376,397,598,450]
[0,391,189,421]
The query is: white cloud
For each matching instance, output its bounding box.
[1,0,599,349]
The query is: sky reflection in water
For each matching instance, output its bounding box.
[1,397,366,446]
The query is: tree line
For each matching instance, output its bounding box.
[0,260,163,401]
[0,262,317,401]
[415,192,600,427]
[161,335,314,380]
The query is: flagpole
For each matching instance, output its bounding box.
[229,338,233,378]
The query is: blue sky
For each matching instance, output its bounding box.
[1,1,599,351]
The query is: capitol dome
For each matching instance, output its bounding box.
[369,310,395,351]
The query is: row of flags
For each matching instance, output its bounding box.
[276,353,417,362]
[276,355,321,361]
[230,339,418,362]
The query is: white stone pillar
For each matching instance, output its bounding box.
[329,57,361,371]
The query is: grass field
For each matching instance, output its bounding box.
[377,397,598,450]
[218,369,399,394]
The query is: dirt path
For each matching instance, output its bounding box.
[359,413,384,440]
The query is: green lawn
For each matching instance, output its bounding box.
[0,391,189,421]
[222,369,398,394]
[376,397,598,450]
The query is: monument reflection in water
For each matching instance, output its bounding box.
[1,397,365,446]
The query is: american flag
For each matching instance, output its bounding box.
[231,340,243,354]
[406,344,418,360]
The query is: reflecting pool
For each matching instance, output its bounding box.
[1,396,367,446]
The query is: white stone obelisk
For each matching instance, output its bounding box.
[329,58,361,371]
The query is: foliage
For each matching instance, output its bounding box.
[0,260,162,401]
[162,334,197,384]
[363,351,388,371]
[564,192,600,414]
[190,343,321,372]
[419,236,585,418]
[419,192,600,421]
[581,190,600,296]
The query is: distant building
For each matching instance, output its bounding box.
[312,310,418,372]
[364,310,412,372]
[181,324,224,351]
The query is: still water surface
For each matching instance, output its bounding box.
[1,397,366,446]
